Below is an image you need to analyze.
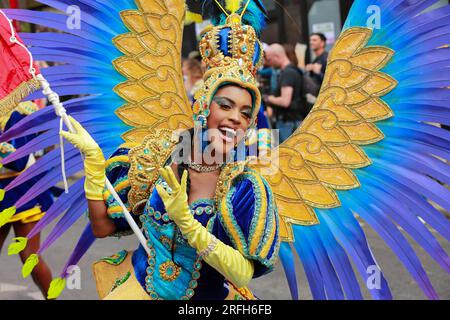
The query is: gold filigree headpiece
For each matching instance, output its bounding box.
[199,14,263,76]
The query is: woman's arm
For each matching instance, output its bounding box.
[184,220,255,288]
[87,200,116,238]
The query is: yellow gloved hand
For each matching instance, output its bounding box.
[155,167,195,234]
[155,166,254,288]
[60,116,105,200]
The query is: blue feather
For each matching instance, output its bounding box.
[201,0,267,35]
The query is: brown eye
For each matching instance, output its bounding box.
[242,111,251,119]
[241,109,252,119]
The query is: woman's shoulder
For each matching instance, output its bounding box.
[105,145,133,174]
[231,166,272,196]
[222,166,275,219]
[107,145,131,159]
[215,165,279,275]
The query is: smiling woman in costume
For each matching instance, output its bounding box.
[3,0,449,300]
[59,0,279,300]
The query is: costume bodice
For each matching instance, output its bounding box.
[136,176,217,300]
[104,146,280,300]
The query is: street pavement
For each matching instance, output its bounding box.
[0,217,449,300]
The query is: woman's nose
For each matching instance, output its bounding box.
[228,107,241,124]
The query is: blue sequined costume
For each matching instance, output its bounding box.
[102,145,280,300]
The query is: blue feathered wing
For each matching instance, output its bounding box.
[251,0,450,300]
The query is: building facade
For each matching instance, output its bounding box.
[183,0,449,59]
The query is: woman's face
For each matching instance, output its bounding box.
[206,85,253,157]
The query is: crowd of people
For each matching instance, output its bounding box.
[182,33,329,143]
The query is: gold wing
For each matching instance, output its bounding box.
[250,27,397,242]
[112,0,193,144]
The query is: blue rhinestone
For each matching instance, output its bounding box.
[162,214,170,222]
[154,212,161,220]
[189,280,198,288]
[138,164,143,170]
[192,271,200,279]
[241,45,248,53]
[144,149,150,154]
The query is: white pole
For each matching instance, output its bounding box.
[37,75,151,256]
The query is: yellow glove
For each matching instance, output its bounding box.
[155,167,254,288]
[60,116,105,200]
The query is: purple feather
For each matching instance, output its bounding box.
[342,191,439,300]
[38,194,87,253]
[1,130,60,164]
[27,178,85,239]
[5,147,78,190]
[318,209,393,300]
[292,228,327,299]
[14,157,83,209]
[60,223,96,278]
[278,242,299,300]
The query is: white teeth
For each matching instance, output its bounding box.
[219,127,236,136]
[219,132,233,143]
[218,127,235,143]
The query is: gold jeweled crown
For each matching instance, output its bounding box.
[199,14,263,76]
[192,14,263,127]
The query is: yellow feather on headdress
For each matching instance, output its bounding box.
[225,0,241,14]
[185,10,203,25]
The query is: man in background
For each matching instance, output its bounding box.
[305,33,328,86]
[264,44,304,143]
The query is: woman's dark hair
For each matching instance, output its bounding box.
[175,128,194,195]
[170,128,194,266]
[282,43,298,67]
